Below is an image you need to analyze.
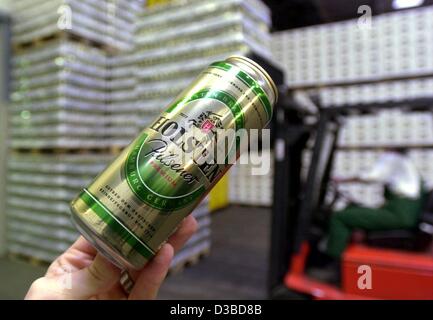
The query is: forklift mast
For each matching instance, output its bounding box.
[268,91,317,297]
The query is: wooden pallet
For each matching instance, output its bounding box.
[228,203,271,210]
[8,252,51,268]
[12,31,118,54]
[108,145,125,155]
[168,247,211,276]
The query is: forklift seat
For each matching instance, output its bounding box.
[365,190,433,251]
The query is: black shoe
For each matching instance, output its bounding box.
[307,259,341,286]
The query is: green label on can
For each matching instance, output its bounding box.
[125,89,243,211]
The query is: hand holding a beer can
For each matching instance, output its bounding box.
[25,215,197,300]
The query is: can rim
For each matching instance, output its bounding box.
[226,55,278,105]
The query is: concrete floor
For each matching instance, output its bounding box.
[0,206,270,299]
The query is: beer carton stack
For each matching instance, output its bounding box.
[106,52,141,149]
[229,149,273,206]
[271,7,433,88]
[133,0,272,128]
[271,6,433,209]
[105,1,145,148]
[10,40,109,149]
[10,0,144,150]
[6,1,139,262]
[7,0,213,272]
[11,0,138,51]
[6,154,113,261]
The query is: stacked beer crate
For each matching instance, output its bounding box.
[10,40,109,150]
[272,6,433,208]
[133,0,273,207]
[7,0,213,273]
[12,0,137,51]
[105,0,146,149]
[106,52,140,149]
[6,154,112,261]
[229,149,273,206]
[6,0,139,262]
[133,0,272,129]
[271,7,433,88]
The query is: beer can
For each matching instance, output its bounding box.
[70,56,277,270]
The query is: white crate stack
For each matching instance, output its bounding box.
[6,154,113,260]
[229,149,274,206]
[111,0,274,209]
[131,0,272,131]
[106,52,141,148]
[271,7,433,88]
[317,78,433,107]
[338,110,433,148]
[11,0,139,51]
[272,6,433,209]
[105,2,144,148]
[7,0,214,269]
[6,0,140,263]
[10,40,109,149]
[272,7,433,106]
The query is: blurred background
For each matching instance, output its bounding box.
[0,0,432,300]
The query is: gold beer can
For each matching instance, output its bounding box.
[70,56,278,270]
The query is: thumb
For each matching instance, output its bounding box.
[66,254,121,299]
[128,243,174,300]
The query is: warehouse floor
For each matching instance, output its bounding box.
[0,206,270,299]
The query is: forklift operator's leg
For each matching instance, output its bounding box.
[326,204,415,259]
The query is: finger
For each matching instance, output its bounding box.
[46,237,97,276]
[126,216,197,282]
[65,253,121,299]
[69,236,98,256]
[168,215,198,253]
[128,243,173,300]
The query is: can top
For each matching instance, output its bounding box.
[225,55,278,107]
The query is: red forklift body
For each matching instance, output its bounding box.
[285,243,433,299]
[342,245,433,299]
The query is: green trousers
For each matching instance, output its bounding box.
[326,189,424,259]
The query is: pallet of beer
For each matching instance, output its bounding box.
[6,0,144,264]
[11,0,140,51]
[229,149,273,207]
[106,51,141,150]
[271,6,433,88]
[133,0,272,127]
[6,153,113,261]
[10,39,109,150]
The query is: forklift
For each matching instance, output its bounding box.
[269,94,433,300]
